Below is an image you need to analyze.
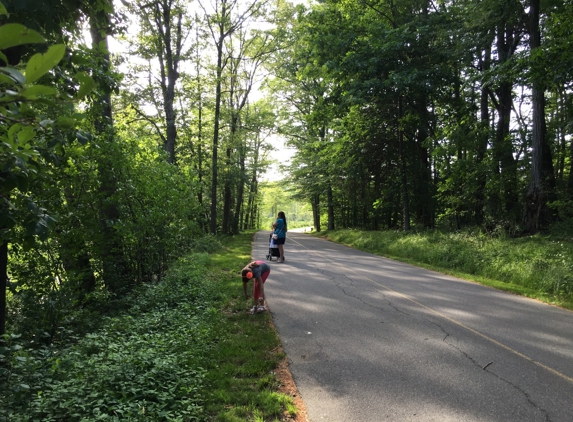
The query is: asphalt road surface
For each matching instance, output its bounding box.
[252,230,573,422]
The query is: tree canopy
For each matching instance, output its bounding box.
[269,0,573,235]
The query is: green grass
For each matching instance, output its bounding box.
[202,230,296,421]
[1,232,297,422]
[316,228,573,310]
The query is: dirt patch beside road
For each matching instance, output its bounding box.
[275,346,309,422]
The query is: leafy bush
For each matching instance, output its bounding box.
[1,255,219,421]
[190,235,223,254]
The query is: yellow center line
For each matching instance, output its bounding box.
[283,233,573,385]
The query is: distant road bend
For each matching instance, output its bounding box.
[256,230,573,422]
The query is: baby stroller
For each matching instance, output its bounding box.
[266,233,280,261]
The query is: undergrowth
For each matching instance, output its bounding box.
[1,232,295,421]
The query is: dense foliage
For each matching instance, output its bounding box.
[269,0,573,235]
[0,0,281,338]
[1,254,216,421]
[2,235,297,421]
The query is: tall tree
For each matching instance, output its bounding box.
[129,0,188,164]
[223,25,275,234]
[87,0,131,293]
[523,0,556,232]
[199,0,269,234]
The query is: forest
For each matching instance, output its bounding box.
[281,0,573,234]
[1,0,573,419]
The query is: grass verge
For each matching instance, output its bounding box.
[315,228,573,311]
[1,232,297,422]
[203,230,297,421]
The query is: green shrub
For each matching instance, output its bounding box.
[1,255,217,421]
[190,235,224,254]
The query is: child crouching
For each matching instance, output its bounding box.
[241,260,271,313]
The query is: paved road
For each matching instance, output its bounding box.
[252,230,573,422]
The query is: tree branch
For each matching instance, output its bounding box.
[131,105,167,145]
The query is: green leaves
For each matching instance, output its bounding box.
[2,123,40,163]
[75,71,95,99]
[20,85,58,99]
[0,12,95,278]
[25,44,66,84]
[1,257,215,421]
[0,67,25,86]
[0,23,45,50]
[75,129,91,144]
[56,115,75,129]
[0,9,44,65]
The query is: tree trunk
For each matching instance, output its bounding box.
[210,40,223,234]
[194,22,204,207]
[327,184,335,230]
[222,145,232,234]
[496,79,518,214]
[198,94,204,205]
[233,143,246,234]
[0,240,7,337]
[524,85,546,233]
[415,118,433,228]
[524,0,556,232]
[90,10,113,134]
[164,96,177,164]
[312,194,321,232]
[475,46,491,226]
[494,24,519,220]
[413,0,433,229]
[245,132,260,231]
[90,5,128,293]
[398,96,410,231]
[568,106,573,199]
[223,109,242,234]
[361,176,368,228]
[150,0,182,164]
[556,90,565,182]
[245,169,257,230]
